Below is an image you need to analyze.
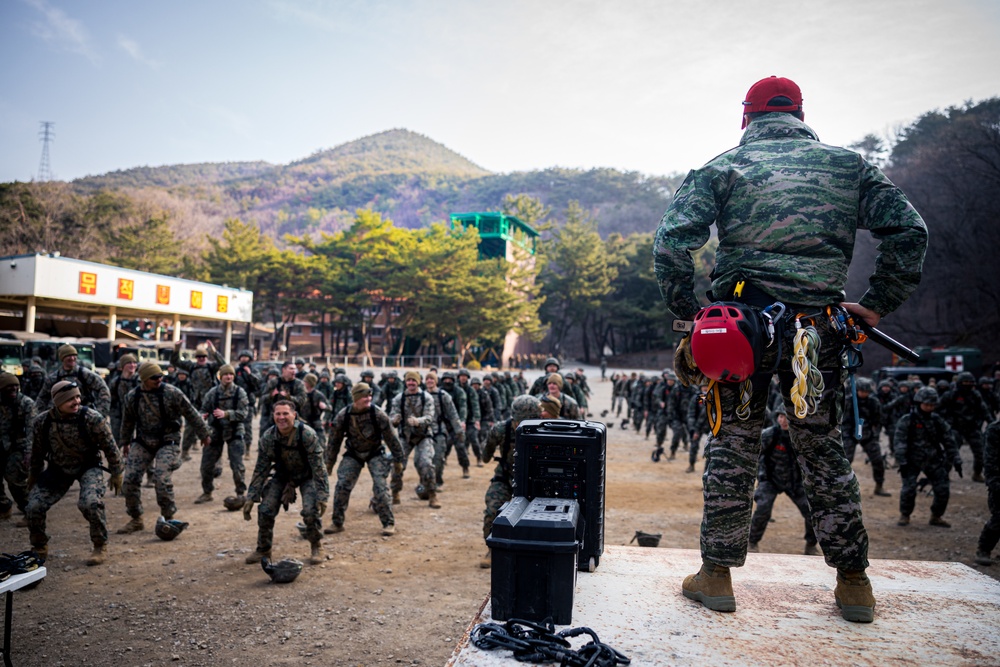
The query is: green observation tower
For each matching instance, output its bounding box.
[449,212,538,261]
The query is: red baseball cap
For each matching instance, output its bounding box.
[741,76,803,129]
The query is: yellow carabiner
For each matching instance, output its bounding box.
[706,380,724,436]
[733,280,745,298]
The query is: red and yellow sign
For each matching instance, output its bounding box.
[79,272,97,295]
[117,278,134,301]
[190,290,203,309]
[156,285,171,305]
[217,295,229,313]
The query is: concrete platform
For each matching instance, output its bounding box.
[447,545,1000,666]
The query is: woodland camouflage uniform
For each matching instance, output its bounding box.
[172,348,224,456]
[247,420,329,553]
[200,381,250,497]
[326,398,403,531]
[120,382,209,522]
[36,363,111,417]
[1,380,36,517]
[428,382,466,485]
[894,397,961,524]
[654,111,927,577]
[481,395,541,541]
[389,388,437,501]
[27,404,123,555]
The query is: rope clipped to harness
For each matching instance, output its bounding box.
[789,318,823,419]
[471,618,631,666]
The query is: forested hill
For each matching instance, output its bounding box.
[68,128,680,240]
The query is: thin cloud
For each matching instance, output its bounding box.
[118,35,160,69]
[21,0,99,63]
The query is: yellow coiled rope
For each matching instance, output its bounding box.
[790,322,823,419]
[735,379,753,422]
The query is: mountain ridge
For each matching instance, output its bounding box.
[67,128,680,241]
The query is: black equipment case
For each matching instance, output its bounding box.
[513,419,606,572]
[486,496,580,624]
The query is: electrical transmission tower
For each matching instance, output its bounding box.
[38,121,55,181]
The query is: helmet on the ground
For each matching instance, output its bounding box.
[155,516,189,541]
[691,302,767,383]
[223,496,245,511]
[511,395,542,423]
[262,557,303,583]
[914,387,939,406]
[415,484,430,500]
[296,521,309,539]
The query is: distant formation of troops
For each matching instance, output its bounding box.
[609,364,1000,564]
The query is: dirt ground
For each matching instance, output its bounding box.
[2,368,995,667]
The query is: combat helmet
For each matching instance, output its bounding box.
[154,516,189,541]
[238,349,254,360]
[511,395,541,423]
[261,557,303,584]
[855,377,875,393]
[957,371,976,386]
[223,495,246,511]
[914,386,940,406]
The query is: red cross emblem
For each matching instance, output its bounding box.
[944,355,964,372]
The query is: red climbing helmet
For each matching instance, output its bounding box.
[690,302,767,383]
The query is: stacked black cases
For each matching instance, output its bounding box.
[486,497,580,624]
[513,419,606,572]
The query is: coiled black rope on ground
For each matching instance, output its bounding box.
[471,618,630,666]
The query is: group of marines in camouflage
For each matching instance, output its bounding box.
[0,342,599,572]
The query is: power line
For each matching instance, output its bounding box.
[38,121,55,182]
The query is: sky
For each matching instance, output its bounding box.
[1,0,998,183]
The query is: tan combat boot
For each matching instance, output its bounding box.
[310,542,325,565]
[480,549,491,569]
[86,543,107,566]
[381,524,395,536]
[194,492,213,504]
[245,549,270,564]
[682,562,736,612]
[804,543,819,556]
[116,516,144,534]
[427,490,442,509]
[392,490,400,505]
[835,569,875,623]
[32,544,48,560]
[897,514,910,526]
[462,466,470,479]
[929,515,951,528]
[873,483,891,497]
[324,523,344,535]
